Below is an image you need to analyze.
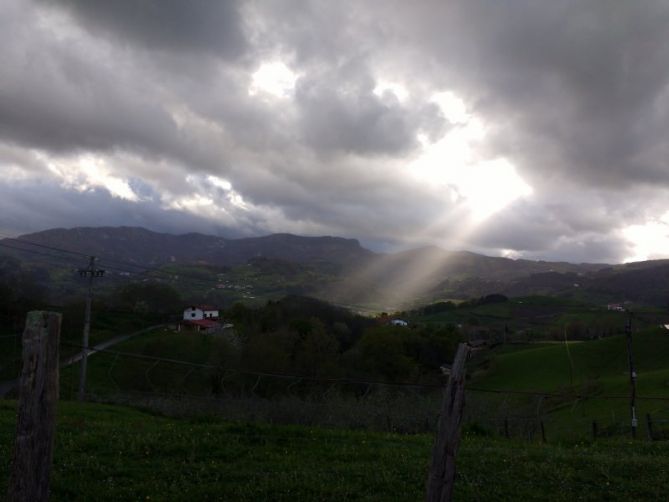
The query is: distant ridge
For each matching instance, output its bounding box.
[11,226,373,267]
[4,226,669,307]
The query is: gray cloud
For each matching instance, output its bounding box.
[52,0,247,58]
[0,178,245,239]
[2,0,669,263]
[294,65,446,155]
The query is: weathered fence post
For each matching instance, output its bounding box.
[592,420,598,440]
[7,311,62,502]
[426,343,471,502]
[540,421,546,443]
[646,413,654,442]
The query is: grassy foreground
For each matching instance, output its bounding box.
[1,400,669,500]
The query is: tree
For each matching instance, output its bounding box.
[356,326,416,381]
[293,318,340,377]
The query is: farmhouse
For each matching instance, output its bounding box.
[178,305,222,333]
[390,319,408,327]
[607,303,625,312]
[183,305,220,320]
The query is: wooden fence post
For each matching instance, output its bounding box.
[540,421,546,443]
[7,311,62,502]
[592,420,597,440]
[426,343,471,502]
[646,414,654,442]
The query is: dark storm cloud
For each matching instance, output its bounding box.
[0,3,183,158]
[53,0,247,58]
[0,179,246,239]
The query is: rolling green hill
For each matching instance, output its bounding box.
[410,295,667,341]
[469,328,669,437]
[6,225,669,311]
[473,329,669,390]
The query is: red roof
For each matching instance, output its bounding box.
[183,319,220,329]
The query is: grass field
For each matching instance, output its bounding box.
[1,400,669,501]
[52,322,669,441]
[469,328,669,437]
[58,328,225,400]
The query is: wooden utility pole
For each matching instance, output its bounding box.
[426,343,471,502]
[625,312,638,438]
[7,311,62,502]
[77,256,104,401]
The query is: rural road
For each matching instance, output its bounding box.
[61,324,166,366]
[0,324,166,397]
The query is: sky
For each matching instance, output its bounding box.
[2,0,669,263]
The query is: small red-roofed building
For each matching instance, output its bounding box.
[178,305,222,333]
[183,305,220,320]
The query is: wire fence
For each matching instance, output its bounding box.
[3,314,669,443]
[1,339,647,442]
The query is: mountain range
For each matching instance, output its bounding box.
[2,226,669,309]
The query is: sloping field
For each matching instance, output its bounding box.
[474,329,669,391]
[470,329,669,436]
[1,400,669,501]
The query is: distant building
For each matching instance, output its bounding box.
[178,305,225,333]
[607,303,625,312]
[390,319,408,327]
[183,305,219,320]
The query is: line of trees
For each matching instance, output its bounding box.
[210,296,462,396]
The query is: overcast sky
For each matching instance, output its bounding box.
[2,0,669,263]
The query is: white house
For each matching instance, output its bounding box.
[390,319,408,327]
[183,305,220,321]
[607,303,625,312]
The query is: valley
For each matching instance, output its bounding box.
[2,226,669,500]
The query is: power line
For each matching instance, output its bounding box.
[0,233,88,257]
[0,239,223,294]
[0,233,230,290]
[0,241,83,268]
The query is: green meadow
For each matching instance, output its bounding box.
[1,400,669,501]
